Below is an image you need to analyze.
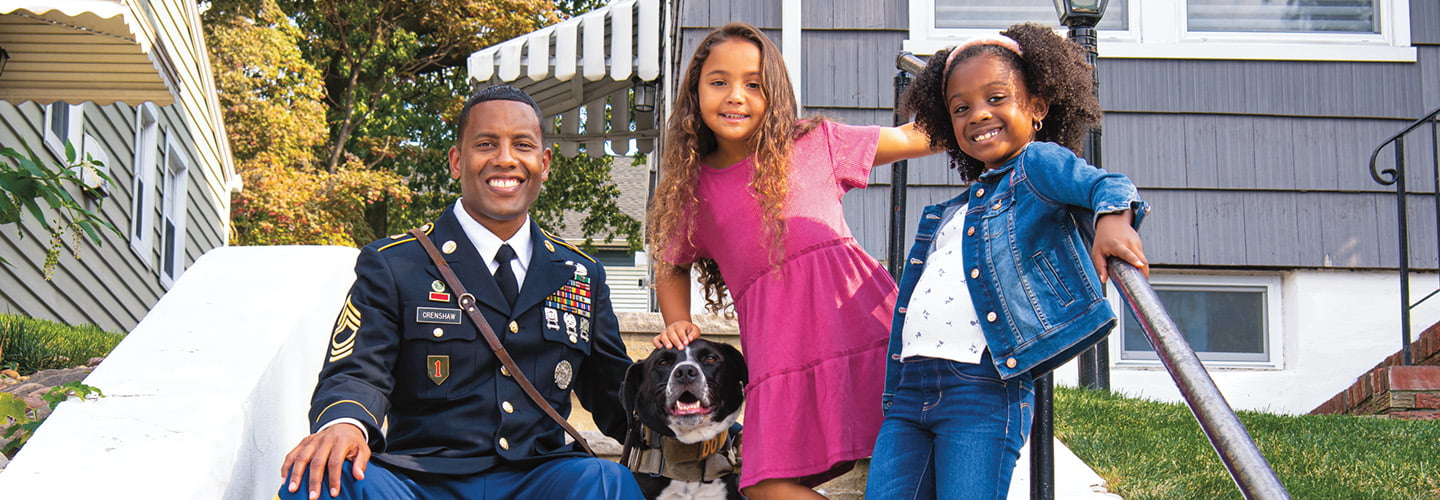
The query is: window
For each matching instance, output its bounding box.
[130,105,160,261]
[1110,274,1284,368]
[43,103,84,160]
[1188,0,1376,33]
[159,137,189,287]
[905,0,1414,62]
[77,135,110,197]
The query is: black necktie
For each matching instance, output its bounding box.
[494,244,520,307]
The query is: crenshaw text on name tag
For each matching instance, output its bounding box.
[416,307,463,325]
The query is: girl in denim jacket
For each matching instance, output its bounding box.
[866,23,1150,499]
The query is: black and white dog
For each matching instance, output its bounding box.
[621,339,748,500]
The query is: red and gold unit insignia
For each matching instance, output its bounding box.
[427,355,450,385]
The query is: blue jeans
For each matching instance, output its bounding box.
[866,354,1035,500]
[277,457,642,500]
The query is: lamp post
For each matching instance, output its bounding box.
[1027,4,1111,500]
[1055,0,1110,394]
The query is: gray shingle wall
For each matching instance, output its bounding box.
[677,1,1440,271]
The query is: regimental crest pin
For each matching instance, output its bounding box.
[442,240,457,254]
[427,355,450,385]
[428,280,451,302]
[554,360,573,390]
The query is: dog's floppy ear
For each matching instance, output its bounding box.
[621,359,645,416]
[716,341,749,389]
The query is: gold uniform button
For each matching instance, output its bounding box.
[986,312,998,322]
[909,258,923,265]
[1006,358,1018,368]
[975,188,985,197]
[499,438,510,450]
[500,366,511,377]
[970,269,980,279]
[992,202,1002,210]
[502,401,514,413]
[508,321,519,333]
[432,328,444,338]
[967,226,975,236]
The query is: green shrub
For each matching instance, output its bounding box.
[0,314,124,375]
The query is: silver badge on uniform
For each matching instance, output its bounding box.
[564,312,578,343]
[544,307,560,330]
[554,360,573,390]
[579,319,590,342]
[573,262,588,277]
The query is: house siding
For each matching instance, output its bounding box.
[678,1,1439,273]
[0,0,233,334]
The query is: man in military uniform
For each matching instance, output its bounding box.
[278,85,641,499]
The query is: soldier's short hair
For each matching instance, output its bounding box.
[456,85,545,141]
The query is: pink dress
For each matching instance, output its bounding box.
[668,121,896,489]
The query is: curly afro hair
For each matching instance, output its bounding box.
[902,22,1101,181]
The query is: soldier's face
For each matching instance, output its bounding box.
[449,100,551,239]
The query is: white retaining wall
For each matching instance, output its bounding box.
[0,246,358,500]
[1052,269,1440,414]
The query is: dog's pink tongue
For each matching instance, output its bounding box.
[672,400,707,415]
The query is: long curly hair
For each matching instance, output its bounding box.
[902,22,1100,181]
[648,22,812,313]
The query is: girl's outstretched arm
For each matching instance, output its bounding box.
[654,263,702,349]
[1092,210,1148,283]
[874,122,939,166]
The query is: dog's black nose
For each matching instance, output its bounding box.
[674,364,699,384]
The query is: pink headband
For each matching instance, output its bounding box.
[943,34,1023,79]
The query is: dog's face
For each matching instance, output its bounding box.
[623,339,748,444]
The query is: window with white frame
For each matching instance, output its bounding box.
[1109,274,1284,368]
[43,103,84,160]
[130,104,160,261]
[159,137,189,287]
[77,135,110,197]
[906,0,1413,62]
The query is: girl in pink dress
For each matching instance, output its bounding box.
[647,22,936,500]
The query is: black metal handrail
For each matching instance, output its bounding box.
[1368,106,1440,366]
[1109,259,1291,499]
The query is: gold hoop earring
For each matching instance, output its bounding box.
[1033,119,1043,131]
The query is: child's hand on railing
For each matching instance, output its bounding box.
[1092,210,1147,282]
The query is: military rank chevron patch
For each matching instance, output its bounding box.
[330,295,361,362]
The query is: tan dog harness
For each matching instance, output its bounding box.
[623,425,741,483]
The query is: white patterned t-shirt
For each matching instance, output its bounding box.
[900,204,987,364]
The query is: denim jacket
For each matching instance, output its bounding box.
[882,142,1149,408]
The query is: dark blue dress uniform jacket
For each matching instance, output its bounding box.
[308,205,633,476]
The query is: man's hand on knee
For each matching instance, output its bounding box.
[280,423,371,499]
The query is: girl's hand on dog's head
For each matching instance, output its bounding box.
[654,320,703,349]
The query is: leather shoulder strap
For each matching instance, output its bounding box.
[407,228,595,456]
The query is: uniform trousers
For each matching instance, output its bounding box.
[276,457,643,500]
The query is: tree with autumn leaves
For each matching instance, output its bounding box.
[205,0,639,249]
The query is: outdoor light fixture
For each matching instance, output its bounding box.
[1053,0,1109,27]
[0,46,9,78]
[632,77,656,112]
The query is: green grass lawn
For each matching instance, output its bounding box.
[1055,386,1440,499]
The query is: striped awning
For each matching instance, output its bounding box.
[466,0,662,155]
[0,1,178,105]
